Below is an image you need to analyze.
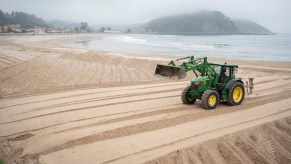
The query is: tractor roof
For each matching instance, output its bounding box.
[208,63,238,68]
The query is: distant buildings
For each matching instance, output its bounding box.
[1,24,22,33]
[0,24,72,34]
[34,26,44,34]
[104,30,120,34]
[0,24,133,34]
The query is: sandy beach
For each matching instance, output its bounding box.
[0,34,291,164]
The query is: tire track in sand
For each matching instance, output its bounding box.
[18,92,291,156]
[38,98,291,164]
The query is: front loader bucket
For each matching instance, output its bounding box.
[154,64,187,79]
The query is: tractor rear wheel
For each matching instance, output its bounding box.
[181,86,196,104]
[201,90,219,109]
[228,82,245,106]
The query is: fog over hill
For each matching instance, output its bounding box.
[140,11,273,35]
[0,9,273,35]
[0,9,47,28]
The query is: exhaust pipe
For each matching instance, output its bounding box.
[154,64,187,79]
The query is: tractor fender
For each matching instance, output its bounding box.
[222,79,244,101]
[224,79,244,91]
[210,87,220,93]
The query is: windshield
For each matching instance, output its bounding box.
[210,65,221,74]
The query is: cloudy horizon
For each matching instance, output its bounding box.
[1,0,291,33]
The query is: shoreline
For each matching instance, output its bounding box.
[0,34,290,98]
[48,33,291,62]
[2,33,291,63]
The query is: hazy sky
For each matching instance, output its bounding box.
[1,0,291,33]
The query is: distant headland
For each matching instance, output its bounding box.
[139,11,273,35]
[0,9,273,35]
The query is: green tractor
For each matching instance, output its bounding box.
[155,56,245,109]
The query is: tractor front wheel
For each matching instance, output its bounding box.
[201,90,219,109]
[181,86,196,104]
[228,82,245,106]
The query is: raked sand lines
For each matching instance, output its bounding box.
[0,79,291,163]
[1,35,291,163]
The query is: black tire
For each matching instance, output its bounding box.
[228,82,245,106]
[201,90,219,109]
[181,86,196,104]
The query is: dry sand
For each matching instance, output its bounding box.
[0,34,291,164]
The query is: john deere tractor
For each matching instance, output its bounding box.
[155,56,245,109]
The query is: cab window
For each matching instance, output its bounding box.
[211,65,221,74]
[225,67,230,77]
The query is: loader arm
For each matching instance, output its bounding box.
[155,56,217,79]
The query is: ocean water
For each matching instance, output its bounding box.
[57,34,291,61]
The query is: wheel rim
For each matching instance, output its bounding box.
[208,95,216,106]
[233,86,243,103]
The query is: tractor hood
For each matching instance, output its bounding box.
[191,76,210,84]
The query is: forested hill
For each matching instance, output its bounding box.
[232,19,273,35]
[142,11,273,35]
[0,9,47,28]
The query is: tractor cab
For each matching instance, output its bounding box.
[209,63,238,84]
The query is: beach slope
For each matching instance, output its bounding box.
[0,35,291,164]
